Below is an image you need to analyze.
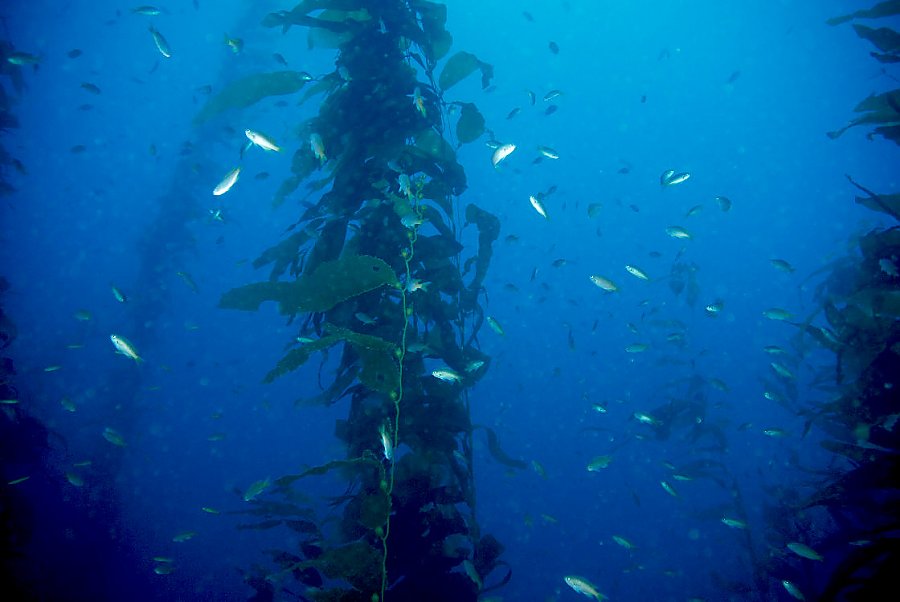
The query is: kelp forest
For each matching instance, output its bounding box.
[214,2,504,600]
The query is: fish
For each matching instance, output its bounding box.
[763,345,787,354]
[506,107,521,119]
[486,316,505,335]
[273,52,288,66]
[6,51,42,66]
[721,517,747,529]
[612,535,636,550]
[633,412,658,425]
[491,143,516,167]
[309,133,327,163]
[465,360,485,372]
[243,478,271,502]
[662,171,691,186]
[60,398,77,412]
[763,427,787,437]
[110,334,143,362]
[379,424,393,461]
[543,89,563,101]
[665,226,692,240]
[7,476,30,485]
[624,265,649,280]
[564,575,606,600]
[411,86,427,117]
[587,455,613,471]
[548,41,560,54]
[537,145,559,159]
[66,472,84,487]
[660,480,679,497]
[224,35,243,54]
[770,259,795,273]
[405,279,429,293]
[201,507,220,514]
[714,195,732,211]
[432,369,462,383]
[685,204,704,217]
[111,285,127,302]
[592,402,607,414]
[0,399,18,404]
[132,5,163,15]
[660,169,675,185]
[529,195,549,219]
[770,362,794,379]
[245,129,280,152]
[102,427,127,447]
[787,542,823,561]
[762,307,792,320]
[782,580,805,600]
[400,214,423,229]
[176,271,199,293]
[526,90,536,105]
[148,25,172,58]
[80,82,101,95]
[705,300,724,315]
[587,203,603,218]
[625,343,649,353]
[213,167,241,196]
[74,309,92,321]
[589,275,618,292]
[172,531,196,543]
[44,365,62,372]
[355,312,376,325]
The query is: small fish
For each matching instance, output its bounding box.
[111,284,127,303]
[506,107,521,119]
[787,542,823,561]
[273,52,288,66]
[624,265,649,280]
[207,432,226,442]
[432,369,462,383]
[587,455,613,471]
[110,334,143,362]
[763,427,787,437]
[201,507,220,514]
[633,412,658,425]
[721,517,747,529]
[665,226,692,240]
[465,360,485,372]
[770,362,794,379]
[564,575,606,601]
[80,82,102,95]
[7,476,30,485]
[154,564,175,575]
[592,402,607,414]
[172,531,196,543]
[587,203,603,218]
[213,167,241,196]
[176,271,198,293]
[400,214,423,229]
[102,427,127,447]
[684,204,704,217]
[405,279,429,293]
[44,365,62,372]
[660,480,679,497]
[705,300,724,315]
[7,51,42,66]
[245,129,280,152]
[662,171,691,186]
[543,89,563,102]
[66,472,84,487]
[548,41,560,54]
[612,535,636,550]
[491,143,516,167]
[486,316,505,336]
[1,398,19,405]
[309,133,327,163]
[714,195,732,211]
[660,169,675,185]
[762,307,792,321]
[243,478,271,502]
[224,35,243,54]
[770,259,795,273]
[763,345,786,355]
[148,26,172,58]
[411,86,427,117]
[132,5,162,15]
[537,145,559,159]
[66,49,83,59]
[378,423,393,461]
[529,195,549,219]
[544,105,558,116]
[589,275,618,292]
[354,312,376,325]
[782,580,805,601]
[60,398,77,412]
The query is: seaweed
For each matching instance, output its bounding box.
[218,2,506,600]
[193,71,311,124]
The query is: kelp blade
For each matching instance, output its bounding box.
[194,71,310,124]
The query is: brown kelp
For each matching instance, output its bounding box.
[218,2,505,600]
[767,8,900,600]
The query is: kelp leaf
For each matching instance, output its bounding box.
[194,71,310,124]
[415,0,452,62]
[220,254,400,316]
[252,231,309,281]
[314,540,382,591]
[219,281,295,312]
[263,335,341,383]
[482,426,527,470]
[326,325,400,396]
[456,102,485,144]
[461,204,500,309]
[359,490,391,530]
[438,51,493,91]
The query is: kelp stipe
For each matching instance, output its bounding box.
[218,2,507,600]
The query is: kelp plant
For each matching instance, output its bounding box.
[764,5,900,600]
[217,2,507,600]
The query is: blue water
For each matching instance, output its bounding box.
[2,1,897,600]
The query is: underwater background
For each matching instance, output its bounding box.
[2,1,899,601]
